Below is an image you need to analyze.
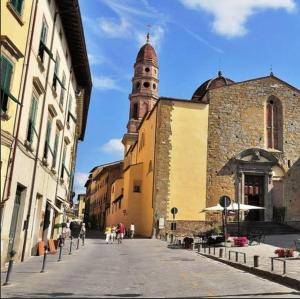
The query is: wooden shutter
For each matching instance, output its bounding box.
[1,57,13,112]
[11,0,23,15]
[52,130,59,168]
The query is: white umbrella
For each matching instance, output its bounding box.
[201,202,265,212]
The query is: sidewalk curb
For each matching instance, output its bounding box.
[199,252,300,291]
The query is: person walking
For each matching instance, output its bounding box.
[118,222,125,243]
[130,223,135,239]
[111,224,117,243]
[104,226,112,244]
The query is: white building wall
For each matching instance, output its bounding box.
[1,0,82,265]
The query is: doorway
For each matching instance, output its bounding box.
[7,185,24,258]
[244,175,264,221]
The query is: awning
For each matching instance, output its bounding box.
[47,199,63,214]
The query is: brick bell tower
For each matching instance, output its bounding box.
[122,33,159,153]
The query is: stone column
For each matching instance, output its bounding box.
[264,172,273,221]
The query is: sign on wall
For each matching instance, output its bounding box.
[159,218,164,229]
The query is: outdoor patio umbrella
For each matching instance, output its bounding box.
[201,203,265,238]
[201,202,265,212]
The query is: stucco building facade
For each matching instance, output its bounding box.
[90,36,299,237]
[1,0,91,266]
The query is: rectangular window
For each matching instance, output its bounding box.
[60,144,66,179]
[67,95,72,123]
[38,20,49,63]
[133,185,141,193]
[43,117,52,159]
[59,72,66,106]
[0,56,13,113]
[52,54,60,90]
[10,0,24,15]
[52,129,60,168]
[26,96,38,143]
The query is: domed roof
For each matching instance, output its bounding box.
[136,43,157,64]
[191,71,235,102]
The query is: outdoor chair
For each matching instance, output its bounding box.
[248,230,265,245]
[294,239,300,252]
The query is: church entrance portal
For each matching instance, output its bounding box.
[244,175,264,221]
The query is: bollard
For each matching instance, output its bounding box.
[208,246,211,255]
[3,250,16,286]
[40,245,48,273]
[58,236,63,262]
[82,234,85,246]
[197,243,200,253]
[219,248,223,258]
[76,237,80,250]
[235,252,239,262]
[213,245,216,256]
[254,255,259,267]
[69,236,73,255]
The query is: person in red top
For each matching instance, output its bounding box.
[117,222,125,244]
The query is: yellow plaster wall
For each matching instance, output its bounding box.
[120,109,157,237]
[168,101,208,221]
[1,1,33,200]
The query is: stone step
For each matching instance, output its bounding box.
[226,222,300,235]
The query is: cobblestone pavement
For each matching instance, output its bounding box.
[1,233,300,298]
[196,234,300,280]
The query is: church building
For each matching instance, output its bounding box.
[104,35,300,238]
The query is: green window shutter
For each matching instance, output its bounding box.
[61,145,67,178]
[43,119,52,159]
[59,73,66,106]
[52,130,59,168]
[1,56,13,91]
[40,21,48,44]
[11,0,23,15]
[1,56,13,112]
[27,96,38,143]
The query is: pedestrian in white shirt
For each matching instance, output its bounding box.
[130,223,135,239]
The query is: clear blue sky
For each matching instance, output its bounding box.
[74,0,300,195]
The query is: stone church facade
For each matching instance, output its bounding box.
[200,76,300,229]
[98,35,300,237]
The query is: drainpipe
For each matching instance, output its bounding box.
[0,0,38,220]
[21,9,59,262]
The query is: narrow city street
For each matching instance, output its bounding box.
[1,233,300,298]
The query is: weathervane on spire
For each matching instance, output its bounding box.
[270,64,274,76]
[146,24,152,43]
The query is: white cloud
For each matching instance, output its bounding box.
[180,0,296,38]
[98,17,130,38]
[88,53,104,65]
[74,172,89,195]
[96,0,167,48]
[93,75,123,91]
[100,138,124,155]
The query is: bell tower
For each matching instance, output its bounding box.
[122,33,159,152]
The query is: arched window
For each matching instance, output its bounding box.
[132,103,138,119]
[266,96,282,150]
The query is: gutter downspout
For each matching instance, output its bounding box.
[21,9,59,262]
[0,0,38,214]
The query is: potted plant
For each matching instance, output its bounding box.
[274,248,294,258]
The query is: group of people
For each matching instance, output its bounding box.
[104,223,135,244]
